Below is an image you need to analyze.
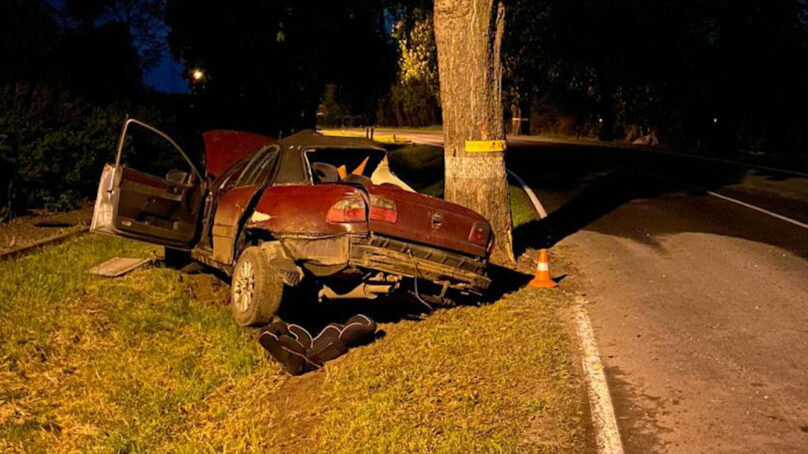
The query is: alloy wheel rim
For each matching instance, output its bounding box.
[233,259,256,312]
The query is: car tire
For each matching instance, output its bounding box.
[164,247,191,268]
[231,246,284,327]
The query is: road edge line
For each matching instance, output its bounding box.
[575,296,625,454]
[507,169,548,218]
[508,169,624,454]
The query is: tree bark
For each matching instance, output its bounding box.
[434,0,515,265]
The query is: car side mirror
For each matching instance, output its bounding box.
[166,169,191,185]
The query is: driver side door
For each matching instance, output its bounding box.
[91,118,205,249]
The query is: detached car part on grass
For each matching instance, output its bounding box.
[91,118,493,327]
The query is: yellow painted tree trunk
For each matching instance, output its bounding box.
[434,0,515,265]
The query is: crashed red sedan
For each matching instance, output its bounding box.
[92,118,493,326]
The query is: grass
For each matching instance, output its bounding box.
[0,143,586,453]
[310,289,587,454]
[157,287,588,453]
[0,235,263,453]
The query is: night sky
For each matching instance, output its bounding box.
[44,0,188,93]
[144,56,187,94]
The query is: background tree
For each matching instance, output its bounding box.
[63,0,167,70]
[434,0,515,265]
[0,0,167,216]
[165,0,396,134]
[378,9,441,127]
[502,0,808,155]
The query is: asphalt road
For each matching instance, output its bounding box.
[376,130,808,454]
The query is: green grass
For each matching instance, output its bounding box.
[156,287,588,453]
[0,237,587,453]
[310,289,587,454]
[0,235,264,453]
[0,145,584,453]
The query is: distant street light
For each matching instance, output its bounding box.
[713,117,718,124]
[191,68,206,83]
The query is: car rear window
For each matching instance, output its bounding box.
[305,148,385,179]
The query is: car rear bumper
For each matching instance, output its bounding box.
[350,235,491,294]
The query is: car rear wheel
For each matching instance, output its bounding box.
[231,246,284,327]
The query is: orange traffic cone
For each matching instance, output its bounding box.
[529,249,557,288]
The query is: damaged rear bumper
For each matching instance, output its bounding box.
[272,233,490,295]
[349,235,490,294]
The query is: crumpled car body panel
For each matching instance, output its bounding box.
[93,121,492,298]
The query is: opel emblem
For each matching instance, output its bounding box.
[431,212,444,229]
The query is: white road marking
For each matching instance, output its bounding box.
[386,132,550,219]
[575,297,625,454]
[639,170,808,231]
[703,189,808,230]
[389,131,803,453]
[509,167,624,454]
[397,129,807,230]
[507,169,548,218]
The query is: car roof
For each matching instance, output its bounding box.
[274,130,386,184]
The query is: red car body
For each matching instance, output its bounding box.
[92,119,492,325]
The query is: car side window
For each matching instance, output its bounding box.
[218,159,250,193]
[236,146,279,188]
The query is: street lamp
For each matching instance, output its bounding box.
[191,68,205,83]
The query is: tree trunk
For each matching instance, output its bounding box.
[434,0,515,265]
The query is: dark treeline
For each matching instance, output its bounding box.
[165,0,398,134]
[1,0,807,217]
[0,0,169,216]
[378,0,808,155]
[503,0,808,154]
[0,0,401,216]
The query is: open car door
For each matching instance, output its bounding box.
[91,118,205,249]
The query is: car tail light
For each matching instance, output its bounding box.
[369,195,397,223]
[326,194,367,223]
[468,221,491,246]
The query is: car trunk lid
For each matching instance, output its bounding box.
[364,184,490,258]
[203,130,276,179]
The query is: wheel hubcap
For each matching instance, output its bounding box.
[233,259,255,312]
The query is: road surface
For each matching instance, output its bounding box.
[373,129,808,454]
